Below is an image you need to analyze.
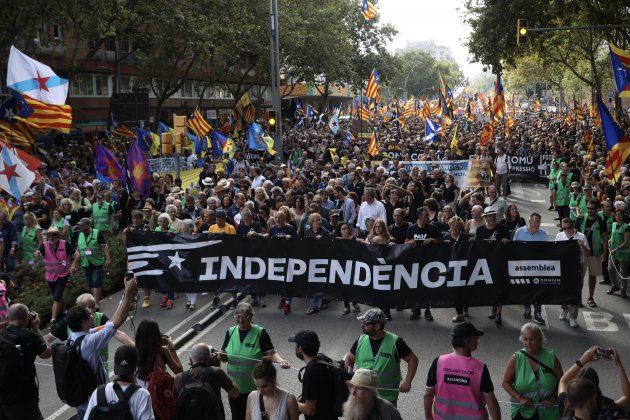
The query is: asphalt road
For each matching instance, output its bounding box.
[39,181,630,420]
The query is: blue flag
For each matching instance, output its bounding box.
[306,105,314,118]
[425,118,442,142]
[135,128,153,152]
[247,122,267,150]
[211,131,228,156]
[0,92,33,121]
[158,122,172,135]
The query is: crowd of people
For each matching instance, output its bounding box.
[0,109,628,419]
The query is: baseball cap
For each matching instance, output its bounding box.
[114,345,138,377]
[77,217,91,226]
[452,322,484,339]
[482,208,497,217]
[288,330,320,353]
[571,182,581,188]
[357,308,387,325]
[346,368,377,391]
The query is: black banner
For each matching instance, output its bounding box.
[127,232,580,308]
[509,155,551,180]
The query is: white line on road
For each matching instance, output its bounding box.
[530,199,546,203]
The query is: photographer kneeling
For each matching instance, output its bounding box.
[0,304,52,420]
[558,346,630,418]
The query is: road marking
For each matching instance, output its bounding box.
[540,305,549,330]
[583,311,619,331]
[530,199,546,203]
[534,191,541,196]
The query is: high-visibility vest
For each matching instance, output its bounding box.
[91,202,111,232]
[579,216,604,257]
[355,331,402,402]
[610,223,630,261]
[20,227,39,262]
[78,229,104,267]
[226,325,264,394]
[43,240,70,282]
[511,348,558,420]
[434,353,488,420]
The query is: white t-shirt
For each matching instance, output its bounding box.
[555,230,589,264]
[84,382,154,420]
[356,200,387,230]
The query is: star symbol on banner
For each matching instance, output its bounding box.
[168,251,185,270]
[3,108,14,120]
[33,71,50,91]
[332,121,338,127]
[0,163,20,182]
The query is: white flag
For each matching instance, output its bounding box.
[328,112,339,135]
[7,46,69,105]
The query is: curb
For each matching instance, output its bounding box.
[172,292,245,349]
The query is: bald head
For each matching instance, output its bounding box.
[8,303,28,323]
[190,343,212,364]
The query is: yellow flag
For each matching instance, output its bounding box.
[450,124,459,150]
[263,135,276,155]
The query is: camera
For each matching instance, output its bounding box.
[126,271,134,279]
[595,347,614,360]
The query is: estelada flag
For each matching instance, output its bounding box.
[480,124,494,147]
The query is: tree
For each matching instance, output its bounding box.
[387,51,463,99]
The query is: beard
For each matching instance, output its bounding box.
[343,393,376,420]
[295,348,304,361]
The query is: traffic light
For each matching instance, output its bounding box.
[268,110,278,134]
[517,19,528,45]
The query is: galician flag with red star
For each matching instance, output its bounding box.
[328,110,339,135]
[0,144,35,199]
[7,46,69,105]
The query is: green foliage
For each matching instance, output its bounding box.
[11,233,128,319]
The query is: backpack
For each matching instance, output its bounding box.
[298,353,352,417]
[52,335,100,407]
[0,330,27,391]
[146,367,177,420]
[87,383,140,420]
[176,368,223,420]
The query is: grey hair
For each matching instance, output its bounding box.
[158,213,172,223]
[235,302,253,318]
[519,322,546,343]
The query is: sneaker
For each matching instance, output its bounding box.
[494,314,502,324]
[142,297,151,308]
[229,300,237,310]
[452,315,465,323]
[277,298,286,309]
[523,308,532,320]
[211,297,220,310]
[488,308,497,320]
[385,314,393,321]
[409,310,421,320]
[283,304,291,315]
[185,301,191,309]
[160,295,168,307]
[188,304,196,311]
[548,205,554,211]
[166,300,173,310]
[342,307,351,315]
[559,310,568,321]
[319,302,328,310]
[352,303,361,313]
[569,318,578,328]
[424,309,434,321]
[533,314,546,325]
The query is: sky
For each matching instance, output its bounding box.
[377,0,485,78]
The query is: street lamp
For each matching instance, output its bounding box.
[417,86,435,98]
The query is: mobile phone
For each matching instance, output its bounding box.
[126,271,134,279]
[595,347,613,360]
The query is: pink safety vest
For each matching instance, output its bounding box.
[44,240,70,282]
[434,353,488,420]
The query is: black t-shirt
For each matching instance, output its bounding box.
[474,224,510,241]
[301,358,337,420]
[425,356,494,392]
[389,222,411,244]
[221,327,274,353]
[349,335,412,363]
[236,221,263,236]
[576,216,608,250]
[0,324,48,404]
[406,223,441,243]
[29,202,51,229]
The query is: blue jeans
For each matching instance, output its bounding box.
[524,304,542,315]
[308,296,319,309]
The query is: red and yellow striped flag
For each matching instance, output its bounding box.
[19,93,72,133]
[368,131,378,157]
[187,107,212,138]
[360,104,371,121]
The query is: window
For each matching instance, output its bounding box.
[118,76,132,93]
[52,24,62,41]
[94,75,110,96]
[70,74,94,96]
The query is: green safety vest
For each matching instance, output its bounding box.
[548,168,559,189]
[78,229,105,267]
[53,219,73,243]
[569,193,584,221]
[556,171,573,183]
[67,312,109,371]
[511,348,558,420]
[106,200,119,231]
[153,226,176,233]
[555,181,570,206]
[579,216,604,257]
[92,202,111,232]
[599,211,614,234]
[20,227,39,261]
[355,331,402,402]
[226,325,264,394]
[610,223,630,261]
